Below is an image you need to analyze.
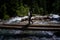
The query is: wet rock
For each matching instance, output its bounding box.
[0,29,60,40]
[54,32,60,37]
[38,31,54,38]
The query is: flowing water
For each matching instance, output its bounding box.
[0,16,60,40]
[0,29,60,40]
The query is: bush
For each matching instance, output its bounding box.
[3,14,10,20]
[16,4,29,16]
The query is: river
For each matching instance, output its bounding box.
[0,29,60,40]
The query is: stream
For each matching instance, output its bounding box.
[0,29,60,40]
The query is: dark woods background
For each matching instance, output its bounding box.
[0,0,60,19]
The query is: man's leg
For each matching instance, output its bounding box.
[28,16,31,24]
[31,19,33,24]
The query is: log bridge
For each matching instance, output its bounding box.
[0,24,60,31]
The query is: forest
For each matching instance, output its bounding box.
[0,0,60,19]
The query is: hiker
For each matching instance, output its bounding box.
[28,11,33,24]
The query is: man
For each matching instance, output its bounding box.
[28,10,33,24]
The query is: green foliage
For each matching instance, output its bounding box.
[3,14,10,20]
[32,1,40,15]
[16,4,29,16]
[0,0,60,19]
[52,0,60,13]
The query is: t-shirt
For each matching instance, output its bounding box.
[28,12,32,17]
[28,12,30,16]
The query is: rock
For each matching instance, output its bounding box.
[54,31,60,37]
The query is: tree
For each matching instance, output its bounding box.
[0,0,60,19]
[52,0,60,13]
[16,3,29,16]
